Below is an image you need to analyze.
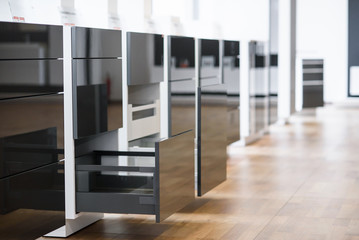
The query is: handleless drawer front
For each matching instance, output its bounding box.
[170,36,195,81]
[0,22,63,60]
[73,59,122,139]
[0,162,65,240]
[127,32,164,85]
[170,79,196,136]
[200,39,220,80]
[198,84,227,196]
[0,94,64,178]
[72,27,122,58]
[0,59,63,100]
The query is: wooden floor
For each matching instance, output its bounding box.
[43,107,359,240]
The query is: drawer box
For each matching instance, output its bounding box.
[75,130,194,222]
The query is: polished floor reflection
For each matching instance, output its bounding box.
[41,107,359,239]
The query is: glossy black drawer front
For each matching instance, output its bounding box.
[200,39,220,79]
[0,59,63,100]
[198,84,227,196]
[0,22,63,59]
[75,84,108,139]
[73,58,122,88]
[0,162,65,240]
[170,79,196,136]
[0,94,64,177]
[73,58,122,139]
[127,32,164,85]
[170,36,195,81]
[72,27,122,58]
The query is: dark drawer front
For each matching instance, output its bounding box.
[127,32,164,86]
[73,59,122,139]
[0,22,63,60]
[0,162,65,240]
[0,59,63,100]
[170,79,196,136]
[0,94,64,178]
[303,85,324,108]
[72,27,122,58]
[199,84,227,196]
[170,36,195,81]
[200,39,220,80]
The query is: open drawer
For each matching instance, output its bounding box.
[75,130,194,222]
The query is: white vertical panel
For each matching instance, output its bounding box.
[63,25,77,220]
[264,42,270,129]
[160,35,169,138]
[278,0,296,121]
[0,1,12,21]
[240,40,250,138]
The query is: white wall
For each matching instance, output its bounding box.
[196,0,269,41]
[297,0,348,103]
[0,0,269,41]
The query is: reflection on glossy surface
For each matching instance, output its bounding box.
[199,84,227,196]
[0,128,60,179]
[170,80,196,136]
[249,41,268,133]
[0,95,64,172]
[73,59,123,139]
[0,23,63,99]
[0,22,63,59]
[76,84,108,139]
[128,32,163,86]
[170,36,195,81]
[156,130,194,222]
[0,59,63,99]
[73,58,122,100]
[0,162,65,240]
[227,108,240,144]
[200,39,220,79]
[269,96,278,124]
[269,53,278,124]
[72,27,122,58]
[224,40,240,143]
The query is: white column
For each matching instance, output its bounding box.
[240,40,250,139]
[160,35,170,138]
[63,25,76,220]
[278,0,296,122]
[46,25,103,238]
[121,31,129,149]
